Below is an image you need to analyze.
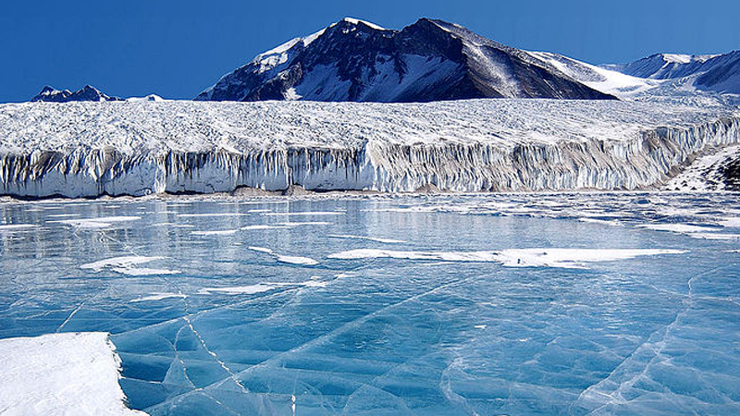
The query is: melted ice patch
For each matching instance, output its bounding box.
[0,332,145,415]
[328,234,406,244]
[328,248,685,269]
[248,246,319,266]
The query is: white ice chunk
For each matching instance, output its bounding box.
[0,332,146,416]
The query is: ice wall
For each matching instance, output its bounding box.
[1,101,739,197]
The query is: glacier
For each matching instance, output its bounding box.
[1,99,740,198]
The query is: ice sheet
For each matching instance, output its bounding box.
[2,195,740,416]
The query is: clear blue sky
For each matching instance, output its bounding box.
[2,0,739,102]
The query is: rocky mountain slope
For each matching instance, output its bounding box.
[31,85,122,102]
[604,51,740,95]
[195,18,615,102]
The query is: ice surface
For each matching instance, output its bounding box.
[0,332,145,415]
[1,194,740,415]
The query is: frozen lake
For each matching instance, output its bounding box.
[1,193,739,415]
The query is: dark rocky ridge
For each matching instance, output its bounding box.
[196,18,615,102]
[31,85,122,102]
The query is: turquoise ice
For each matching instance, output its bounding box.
[0,193,739,415]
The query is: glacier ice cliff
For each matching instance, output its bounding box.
[0,100,739,197]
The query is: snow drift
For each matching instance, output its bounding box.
[0,99,739,198]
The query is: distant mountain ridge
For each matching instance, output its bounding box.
[31,85,122,102]
[603,51,740,95]
[195,17,615,102]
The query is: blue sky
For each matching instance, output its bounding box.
[1,0,738,102]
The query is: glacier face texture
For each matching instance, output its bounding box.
[195,18,614,102]
[0,100,739,198]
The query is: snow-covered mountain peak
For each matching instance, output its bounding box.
[195,17,614,102]
[340,17,387,31]
[31,85,122,102]
[604,50,740,95]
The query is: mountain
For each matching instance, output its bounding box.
[31,85,122,102]
[604,51,740,95]
[195,18,615,102]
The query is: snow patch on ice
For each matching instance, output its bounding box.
[328,234,406,244]
[248,246,319,265]
[132,292,187,302]
[191,229,239,236]
[262,212,344,217]
[0,332,146,415]
[638,223,719,234]
[328,248,685,269]
[51,216,141,229]
[81,255,179,275]
[199,284,276,295]
[0,224,36,231]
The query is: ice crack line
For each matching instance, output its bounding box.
[182,314,250,395]
[56,301,85,332]
[149,271,495,410]
[572,264,732,415]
